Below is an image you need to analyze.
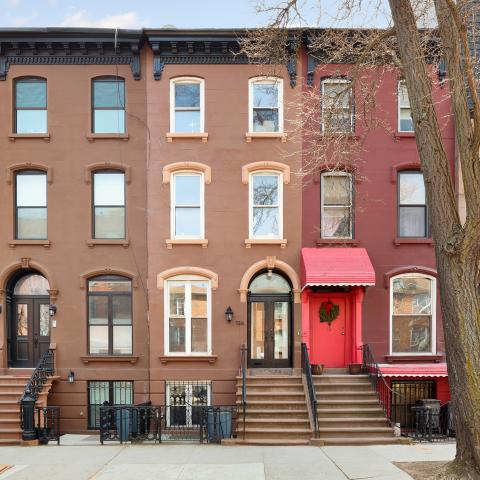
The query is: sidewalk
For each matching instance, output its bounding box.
[0,440,456,480]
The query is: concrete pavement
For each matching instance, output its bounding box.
[0,440,456,480]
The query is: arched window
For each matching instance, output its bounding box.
[92,76,125,134]
[249,272,291,294]
[248,77,283,133]
[13,274,50,295]
[170,77,205,133]
[390,273,436,354]
[14,77,47,134]
[87,275,132,355]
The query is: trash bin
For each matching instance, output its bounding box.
[417,399,441,431]
[115,408,131,443]
[207,408,232,442]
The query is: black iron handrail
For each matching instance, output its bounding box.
[301,343,318,437]
[240,343,247,440]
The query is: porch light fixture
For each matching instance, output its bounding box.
[49,305,57,317]
[67,371,75,384]
[225,306,234,322]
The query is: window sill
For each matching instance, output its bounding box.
[9,239,51,248]
[316,238,358,246]
[86,133,129,142]
[245,238,287,248]
[394,132,415,139]
[9,133,50,142]
[320,132,359,140]
[393,238,433,246]
[385,355,443,363]
[87,239,130,248]
[245,132,287,143]
[166,239,208,249]
[81,355,139,364]
[166,132,209,143]
[159,355,217,365]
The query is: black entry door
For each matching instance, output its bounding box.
[11,296,50,367]
[248,295,292,368]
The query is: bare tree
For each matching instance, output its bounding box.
[242,1,480,478]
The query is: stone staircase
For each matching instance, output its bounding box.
[0,372,57,445]
[314,370,408,445]
[235,375,312,445]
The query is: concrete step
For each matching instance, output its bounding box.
[0,419,21,429]
[0,429,22,440]
[236,400,307,410]
[316,408,385,418]
[237,376,302,384]
[314,375,370,384]
[0,409,20,420]
[242,409,309,419]
[316,399,380,409]
[238,418,311,428]
[239,428,311,439]
[318,418,389,428]
[315,392,379,402]
[321,436,410,446]
[236,384,304,392]
[318,427,395,439]
[230,438,310,446]
[240,392,306,401]
[315,383,374,393]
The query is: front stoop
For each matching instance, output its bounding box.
[235,375,312,445]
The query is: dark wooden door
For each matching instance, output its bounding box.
[248,295,292,368]
[11,296,50,367]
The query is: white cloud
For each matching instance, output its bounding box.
[12,13,37,27]
[60,9,142,29]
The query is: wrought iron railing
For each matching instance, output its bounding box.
[301,343,318,437]
[240,343,247,440]
[36,406,60,445]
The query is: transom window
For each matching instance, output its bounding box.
[249,272,291,294]
[398,80,414,132]
[398,171,428,238]
[87,275,132,355]
[92,77,125,134]
[321,78,353,133]
[93,171,126,239]
[249,172,282,239]
[248,78,283,133]
[15,170,47,240]
[321,172,353,238]
[171,173,204,239]
[14,77,47,134]
[13,274,50,296]
[165,276,211,355]
[391,274,435,354]
[170,78,204,133]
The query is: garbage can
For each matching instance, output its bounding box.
[417,399,441,431]
[207,408,232,442]
[115,408,131,443]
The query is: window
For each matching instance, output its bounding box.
[321,172,353,238]
[88,275,132,355]
[165,276,211,355]
[93,171,125,239]
[390,274,436,354]
[248,78,283,133]
[398,80,414,132]
[88,380,133,429]
[15,171,47,240]
[14,78,47,134]
[92,77,125,134]
[249,172,282,239]
[398,171,428,238]
[171,173,204,239]
[170,78,204,133]
[166,381,210,427]
[321,78,353,133]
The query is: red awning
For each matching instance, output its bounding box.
[380,363,448,378]
[301,247,376,287]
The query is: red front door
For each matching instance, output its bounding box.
[309,294,350,368]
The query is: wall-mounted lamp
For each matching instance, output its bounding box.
[49,305,57,317]
[67,371,75,384]
[225,306,234,323]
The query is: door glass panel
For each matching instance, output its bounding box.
[274,302,289,360]
[39,304,50,337]
[14,274,50,295]
[17,304,28,336]
[250,302,265,360]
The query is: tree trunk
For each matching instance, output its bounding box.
[389,1,480,478]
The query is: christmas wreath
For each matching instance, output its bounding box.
[319,300,340,326]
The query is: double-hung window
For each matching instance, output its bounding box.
[249,78,283,133]
[170,78,204,133]
[88,275,132,355]
[398,80,414,132]
[165,277,211,355]
[391,274,435,354]
[249,172,282,239]
[15,78,47,133]
[172,173,203,239]
[398,171,428,238]
[321,172,353,238]
[321,78,353,133]
[93,171,125,239]
[92,77,125,134]
[15,171,47,240]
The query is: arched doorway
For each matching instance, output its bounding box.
[7,272,51,368]
[247,271,292,368]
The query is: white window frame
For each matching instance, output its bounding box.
[165,381,211,427]
[398,80,414,133]
[320,171,353,239]
[248,77,284,134]
[164,275,212,356]
[389,273,437,355]
[169,77,205,133]
[171,171,205,240]
[248,171,283,240]
[321,78,354,134]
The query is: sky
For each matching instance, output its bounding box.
[0,0,392,29]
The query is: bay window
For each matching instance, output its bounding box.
[171,173,203,239]
[398,171,428,238]
[248,77,283,133]
[321,78,353,133]
[321,172,353,238]
[170,78,204,133]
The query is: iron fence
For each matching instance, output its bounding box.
[301,342,318,437]
[37,406,60,444]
